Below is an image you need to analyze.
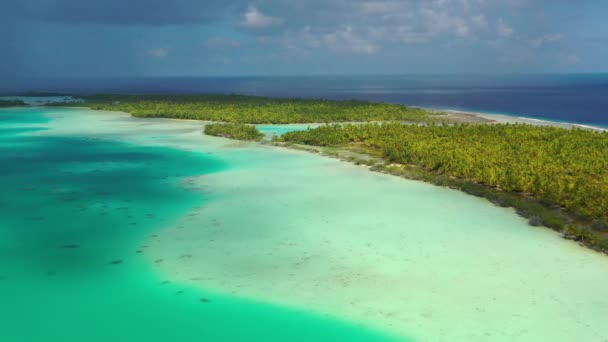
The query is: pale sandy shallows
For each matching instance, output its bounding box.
[41,108,608,342]
[439,109,607,131]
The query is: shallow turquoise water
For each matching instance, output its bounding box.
[255,124,318,138]
[0,108,400,341]
[6,107,608,342]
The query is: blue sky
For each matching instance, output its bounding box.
[2,0,607,79]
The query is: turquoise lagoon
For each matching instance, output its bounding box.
[2,107,608,342]
[255,124,320,139]
[0,107,399,342]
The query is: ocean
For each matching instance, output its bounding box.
[4,74,608,127]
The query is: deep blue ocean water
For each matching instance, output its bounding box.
[4,74,608,126]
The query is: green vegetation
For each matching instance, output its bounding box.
[281,123,608,252]
[204,123,265,141]
[49,94,437,124]
[0,99,26,107]
[45,93,608,252]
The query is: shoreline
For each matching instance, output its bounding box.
[38,106,608,133]
[427,107,608,132]
[284,142,608,254]
[140,121,608,342]
[6,93,608,132]
[39,104,608,255]
[27,106,608,341]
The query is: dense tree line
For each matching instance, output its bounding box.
[51,94,436,124]
[204,123,265,141]
[282,123,608,222]
[0,99,26,107]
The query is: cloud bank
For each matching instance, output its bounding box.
[1,0,605,78]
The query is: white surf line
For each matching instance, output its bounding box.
[419,106,608,132]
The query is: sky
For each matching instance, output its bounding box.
[2,0,608,80]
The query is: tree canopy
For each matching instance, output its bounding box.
[282,123,608,222]
[51,94,437,124]
[0,99,26,107]
[204,123,264,141]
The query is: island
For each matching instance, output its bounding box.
[48,94,437,123]
[0,99,26,107]
[48,93,608,254]
[204,122,265,141]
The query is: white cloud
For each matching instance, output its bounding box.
[420,6,473,38]
[532,34,563,47]
[248,0,570,59]
[242,6,284,29]
[496,18,513,37]
[323,26,378,54]
[147,47,169,58]
[361,1,406,15]
[381,25,433,44]
[258,26,377,55]
[453,17,470,37]
[471,14,488,29]
[460,0,488,11]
